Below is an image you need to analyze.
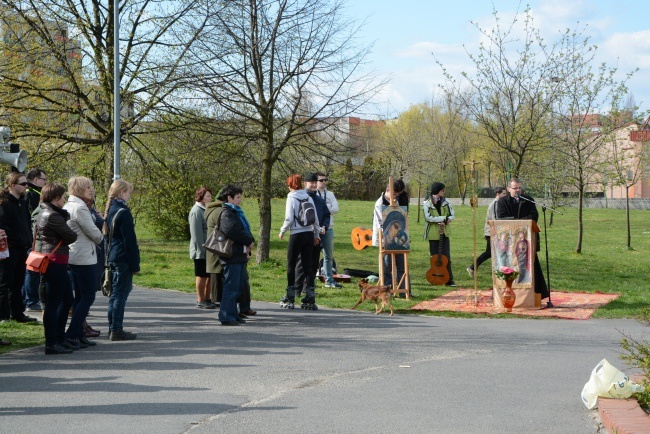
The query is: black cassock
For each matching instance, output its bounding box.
[496,195,549,299]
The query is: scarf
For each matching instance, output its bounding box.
[224,202,251,234]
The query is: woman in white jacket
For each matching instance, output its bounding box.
[63,176,104,349]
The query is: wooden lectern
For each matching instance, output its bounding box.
[488,219,541,308]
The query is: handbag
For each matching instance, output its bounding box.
[25,228,62,274]
[203,210,233,258]
[102,208,125,297]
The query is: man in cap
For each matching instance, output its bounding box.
[315,171,341,288]
[297,173,330,299]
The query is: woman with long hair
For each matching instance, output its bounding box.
[103,180,140,341]
[189,187,214,309]
[81,186,104,338]
[63,176,104,349]
[35,183,78,354]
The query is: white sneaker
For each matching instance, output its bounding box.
[325,282,343,288]
[466,266,474,278]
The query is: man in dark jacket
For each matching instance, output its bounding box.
[296,173,330,304]
[496,178,549,300]
[0,173,36,322]
[25,168,47,214]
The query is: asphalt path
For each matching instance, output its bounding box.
[0,286,645,433]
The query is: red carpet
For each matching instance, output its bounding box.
[411,289,620,320]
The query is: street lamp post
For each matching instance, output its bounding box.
[113,0,120,180]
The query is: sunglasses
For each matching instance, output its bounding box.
[317,178,328,182]
[17,182,28,186]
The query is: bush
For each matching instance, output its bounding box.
[620,308,650,410]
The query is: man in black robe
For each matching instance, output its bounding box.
[496,178,549,300]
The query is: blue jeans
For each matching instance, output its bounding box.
[219,262,245,323]
[66,264,98,339]
[43,263,73,346]
[321,228,335,284]
[22,268,42,309]
[107,262,133,332]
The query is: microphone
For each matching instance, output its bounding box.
[514,191,520,201]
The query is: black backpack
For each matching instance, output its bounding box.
[294,198,316,227]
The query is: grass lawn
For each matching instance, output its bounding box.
[2,198,648,355]
[135,198,649,318]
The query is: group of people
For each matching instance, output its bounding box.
[419,178,548,300]
[0,169,140,352]
[277,172,340,310]
[188,185,256,325]
[189,172,342,317]
[368,177,549,303]
[2,167,549,350]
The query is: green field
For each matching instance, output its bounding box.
[135,198,649,318]
[2,198,648,354]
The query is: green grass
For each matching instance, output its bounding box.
[2,198,648,355]
[136,198,649,318]
[0,319,44,354]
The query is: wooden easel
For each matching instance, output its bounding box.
[378,176,411,299]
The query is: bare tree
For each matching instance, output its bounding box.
[187,0,384,262]
[603,123,649,250]
[438,6,563,177]
[0,0,210,186]
[551,28,635,253]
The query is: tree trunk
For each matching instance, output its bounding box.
[576,185,583,253]
[626,186,631,250]
[255,152,274,263]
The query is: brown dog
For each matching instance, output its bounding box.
[352,278,394,316]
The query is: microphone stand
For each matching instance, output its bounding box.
[517,195,563,308]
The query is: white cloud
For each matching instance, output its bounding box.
[601,31,650,69]
[397,41,464,59]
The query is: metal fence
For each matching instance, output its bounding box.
[412,197,650,210]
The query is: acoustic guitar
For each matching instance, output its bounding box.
[425,223,450,285]
[351,227,373,250]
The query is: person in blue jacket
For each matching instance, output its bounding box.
[103,179,140,341]
[216,185,255,326]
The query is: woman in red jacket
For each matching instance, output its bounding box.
[35,183,78,355]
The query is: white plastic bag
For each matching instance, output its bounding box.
[581,358,644,409]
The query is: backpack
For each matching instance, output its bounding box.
[294,198,316,227]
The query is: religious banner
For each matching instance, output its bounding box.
[488,219,538,308]
[381,205,410,252]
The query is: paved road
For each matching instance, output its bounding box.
[0,286,644,433]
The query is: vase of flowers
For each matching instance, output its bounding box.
[495,266,520,312]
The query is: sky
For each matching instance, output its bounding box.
[344,0,650,119]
